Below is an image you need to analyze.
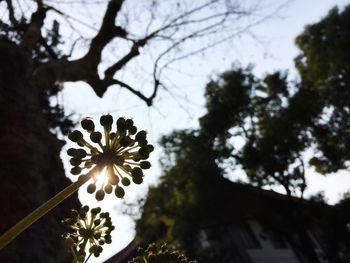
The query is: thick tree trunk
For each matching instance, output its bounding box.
[0,40,80,262]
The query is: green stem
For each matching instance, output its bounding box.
[0,166,99,250]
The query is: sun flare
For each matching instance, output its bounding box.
[93,168,109,189]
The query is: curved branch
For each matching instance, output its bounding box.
[20,0,46,52]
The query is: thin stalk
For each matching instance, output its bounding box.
[0,166,99,250]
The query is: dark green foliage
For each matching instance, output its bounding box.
[295,5,350,174]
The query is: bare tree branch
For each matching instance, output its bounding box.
[20,0,46,52]
[27,0,283,107]
[86,0,126,64]
[5,0,18,26]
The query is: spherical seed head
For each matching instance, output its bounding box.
[123,165,132,172]
[121,177,131,186]
[132,175,143,185]
[68,130,83,142]
[115,186,125,198]
[126,118,134,128]
[104,184,113,194]
[62,206,115,262]
[81,119,95,132]
[87,183,97,194]
[95,190,105,201]
[90,245,99,254]
[71,209,79,218]
[130,243,194,263]
[116,117,126,131]
[147,144,155,152]
[70,157,82,166]
[140,161,151,169]
[138,147,150,159]
[90,131,102,143]
[70,166,82,175]
[120,136,132,147]
[100,114,113,128]
[132,167,143,177]
[94,219,101,226]
[67,148,77,156]
[138,139,148,147]
[66,115,154,199]
[77,149,87,158]
[135,130,147,142]
[132,155,141,162]
[129,126,137,135]
[91,207,101,215]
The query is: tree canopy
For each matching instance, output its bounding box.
[136,4,350,262]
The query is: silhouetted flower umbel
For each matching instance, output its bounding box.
[130,243,196,263]
[62,206,114,262]
[67,115,154,200]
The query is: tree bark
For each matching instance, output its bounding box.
[0,40,79,262]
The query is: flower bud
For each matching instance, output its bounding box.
[81,119,95,132]
[132,175,143,185]
[67,148,77,156]
[138,147,150,159]
[120,136,132,147]
[90,132,102,143]
[68,130,83,143]
[115,186,125,198]
[131,167,143,177]
[147,144,154,152]
[91,207,101,215]
[135,130,147,142]
[70,157,82,166]
[116,117,126,131]
[100,115,113,128]
[71,166,82,175]
[95,190,105,201]
[104,184,113,194]
[121,177,131,186]
[77,149,87,158]
[128,126,137,135]
[140,161,151,169]
[126,118,134,128]
[87,183,96,194]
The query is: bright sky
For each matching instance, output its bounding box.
[56,0,350,262]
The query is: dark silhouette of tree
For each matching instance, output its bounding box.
[320,193,350,262]
[0,0,276,261]
[136,4,350,263]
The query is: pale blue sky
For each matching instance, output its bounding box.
[56,1,350,262]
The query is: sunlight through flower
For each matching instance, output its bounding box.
[67,115,154,200]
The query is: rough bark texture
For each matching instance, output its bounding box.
[0,40,80,262]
